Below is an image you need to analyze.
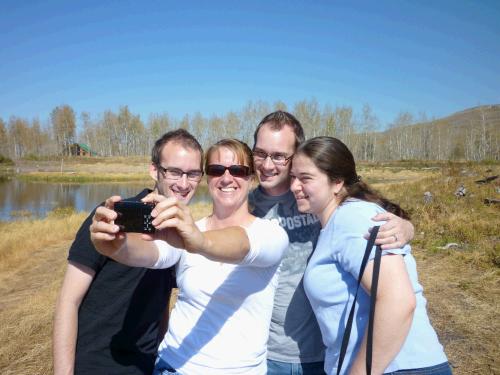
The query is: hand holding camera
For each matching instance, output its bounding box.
[90,193,206,260]
[114,201,156,234]
[141,193,205,252]
[90,196,130,258]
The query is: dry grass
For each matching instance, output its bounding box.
[0,242,69,375]
[0,209,88,272]
[0,203,212,375]
[374,163,500,374]
[17,171,152,183]
[12,158,210,185]
[0,210,86,375]
[13,157,152,182]
[0,163,498,374]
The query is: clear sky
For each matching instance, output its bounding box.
[1,0,499,128]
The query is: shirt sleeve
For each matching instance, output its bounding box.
[332,201,410,280]
[68,208,106,271]
[240,218,289,267]
[151,239,183,269]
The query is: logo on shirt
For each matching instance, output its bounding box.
[278,214,318,230]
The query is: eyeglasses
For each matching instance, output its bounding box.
[206,164,251,178]
[252,149,293,166]
[157,166,204,181]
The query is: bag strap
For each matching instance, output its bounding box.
[336,226,383,375]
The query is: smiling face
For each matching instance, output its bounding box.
[149,141,203,203]
[253,123,296,196]
[290,153,344,226]
[207,146,253,217]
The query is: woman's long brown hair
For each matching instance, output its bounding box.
[295,136,410,220]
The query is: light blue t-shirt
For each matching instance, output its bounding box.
[304,199,448,375]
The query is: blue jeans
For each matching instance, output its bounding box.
[267,359,326,375]
[384,362,453,375]
[153,356,177,375]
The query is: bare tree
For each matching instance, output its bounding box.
[241,100,271,145]
[148,113,172,149]
[294,98,321,138]
[3,100,498,161]
[334,106,355,147]
[116,106,145,156]
[358,104,379,161]
[190,112,207,147]
[222,111,240,140]
[0,118,8,157]
[30,118,47,156]
[51,105,76,156]
[322,105,337,137]
[8,117,30,158]
[273,100,288,112]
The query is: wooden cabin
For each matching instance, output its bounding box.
[67,143,98,156]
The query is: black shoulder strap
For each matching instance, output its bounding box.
[336,226,382,375]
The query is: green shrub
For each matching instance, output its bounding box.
[0,154,14,165]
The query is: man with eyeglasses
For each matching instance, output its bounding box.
[53,129,204,375]
[249,111,415,374]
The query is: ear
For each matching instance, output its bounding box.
[149,163,159,182]
[333,179,345,195]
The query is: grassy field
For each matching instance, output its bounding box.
[0,160,498,374]
[6,156,152,183]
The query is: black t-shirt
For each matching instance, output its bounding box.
[69,189,175,375]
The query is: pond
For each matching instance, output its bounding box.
[0,178,210,221]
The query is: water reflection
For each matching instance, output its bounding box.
[0,179,210,221]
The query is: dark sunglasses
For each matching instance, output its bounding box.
[206,164,251,177]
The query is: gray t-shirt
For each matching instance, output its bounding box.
[250,186,325,363]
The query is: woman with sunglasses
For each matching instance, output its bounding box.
[289,137,451,375]
[91,139,288,374]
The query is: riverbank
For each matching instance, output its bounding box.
[1,156,151,183]
[0,163,498,374]
[1,156,445,183]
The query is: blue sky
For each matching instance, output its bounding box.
[1,0,499,128]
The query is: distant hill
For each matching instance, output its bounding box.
[386,104,500,132]
[374,105,500,161]
[438,104,500,128]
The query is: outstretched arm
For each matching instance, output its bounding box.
[53,262,95,375]
[145,193,251,264]
[90,194,251,267]
[368,212,414,250]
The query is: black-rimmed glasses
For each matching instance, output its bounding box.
[157,166,204,181]
[252,149,293,166]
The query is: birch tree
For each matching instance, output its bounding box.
[51,105,76,156]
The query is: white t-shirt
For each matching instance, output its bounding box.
[152,217,289,374]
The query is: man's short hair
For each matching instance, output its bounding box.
[151,129,204,170]
[253,111,305,149]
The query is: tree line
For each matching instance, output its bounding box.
[0,100,498,161]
